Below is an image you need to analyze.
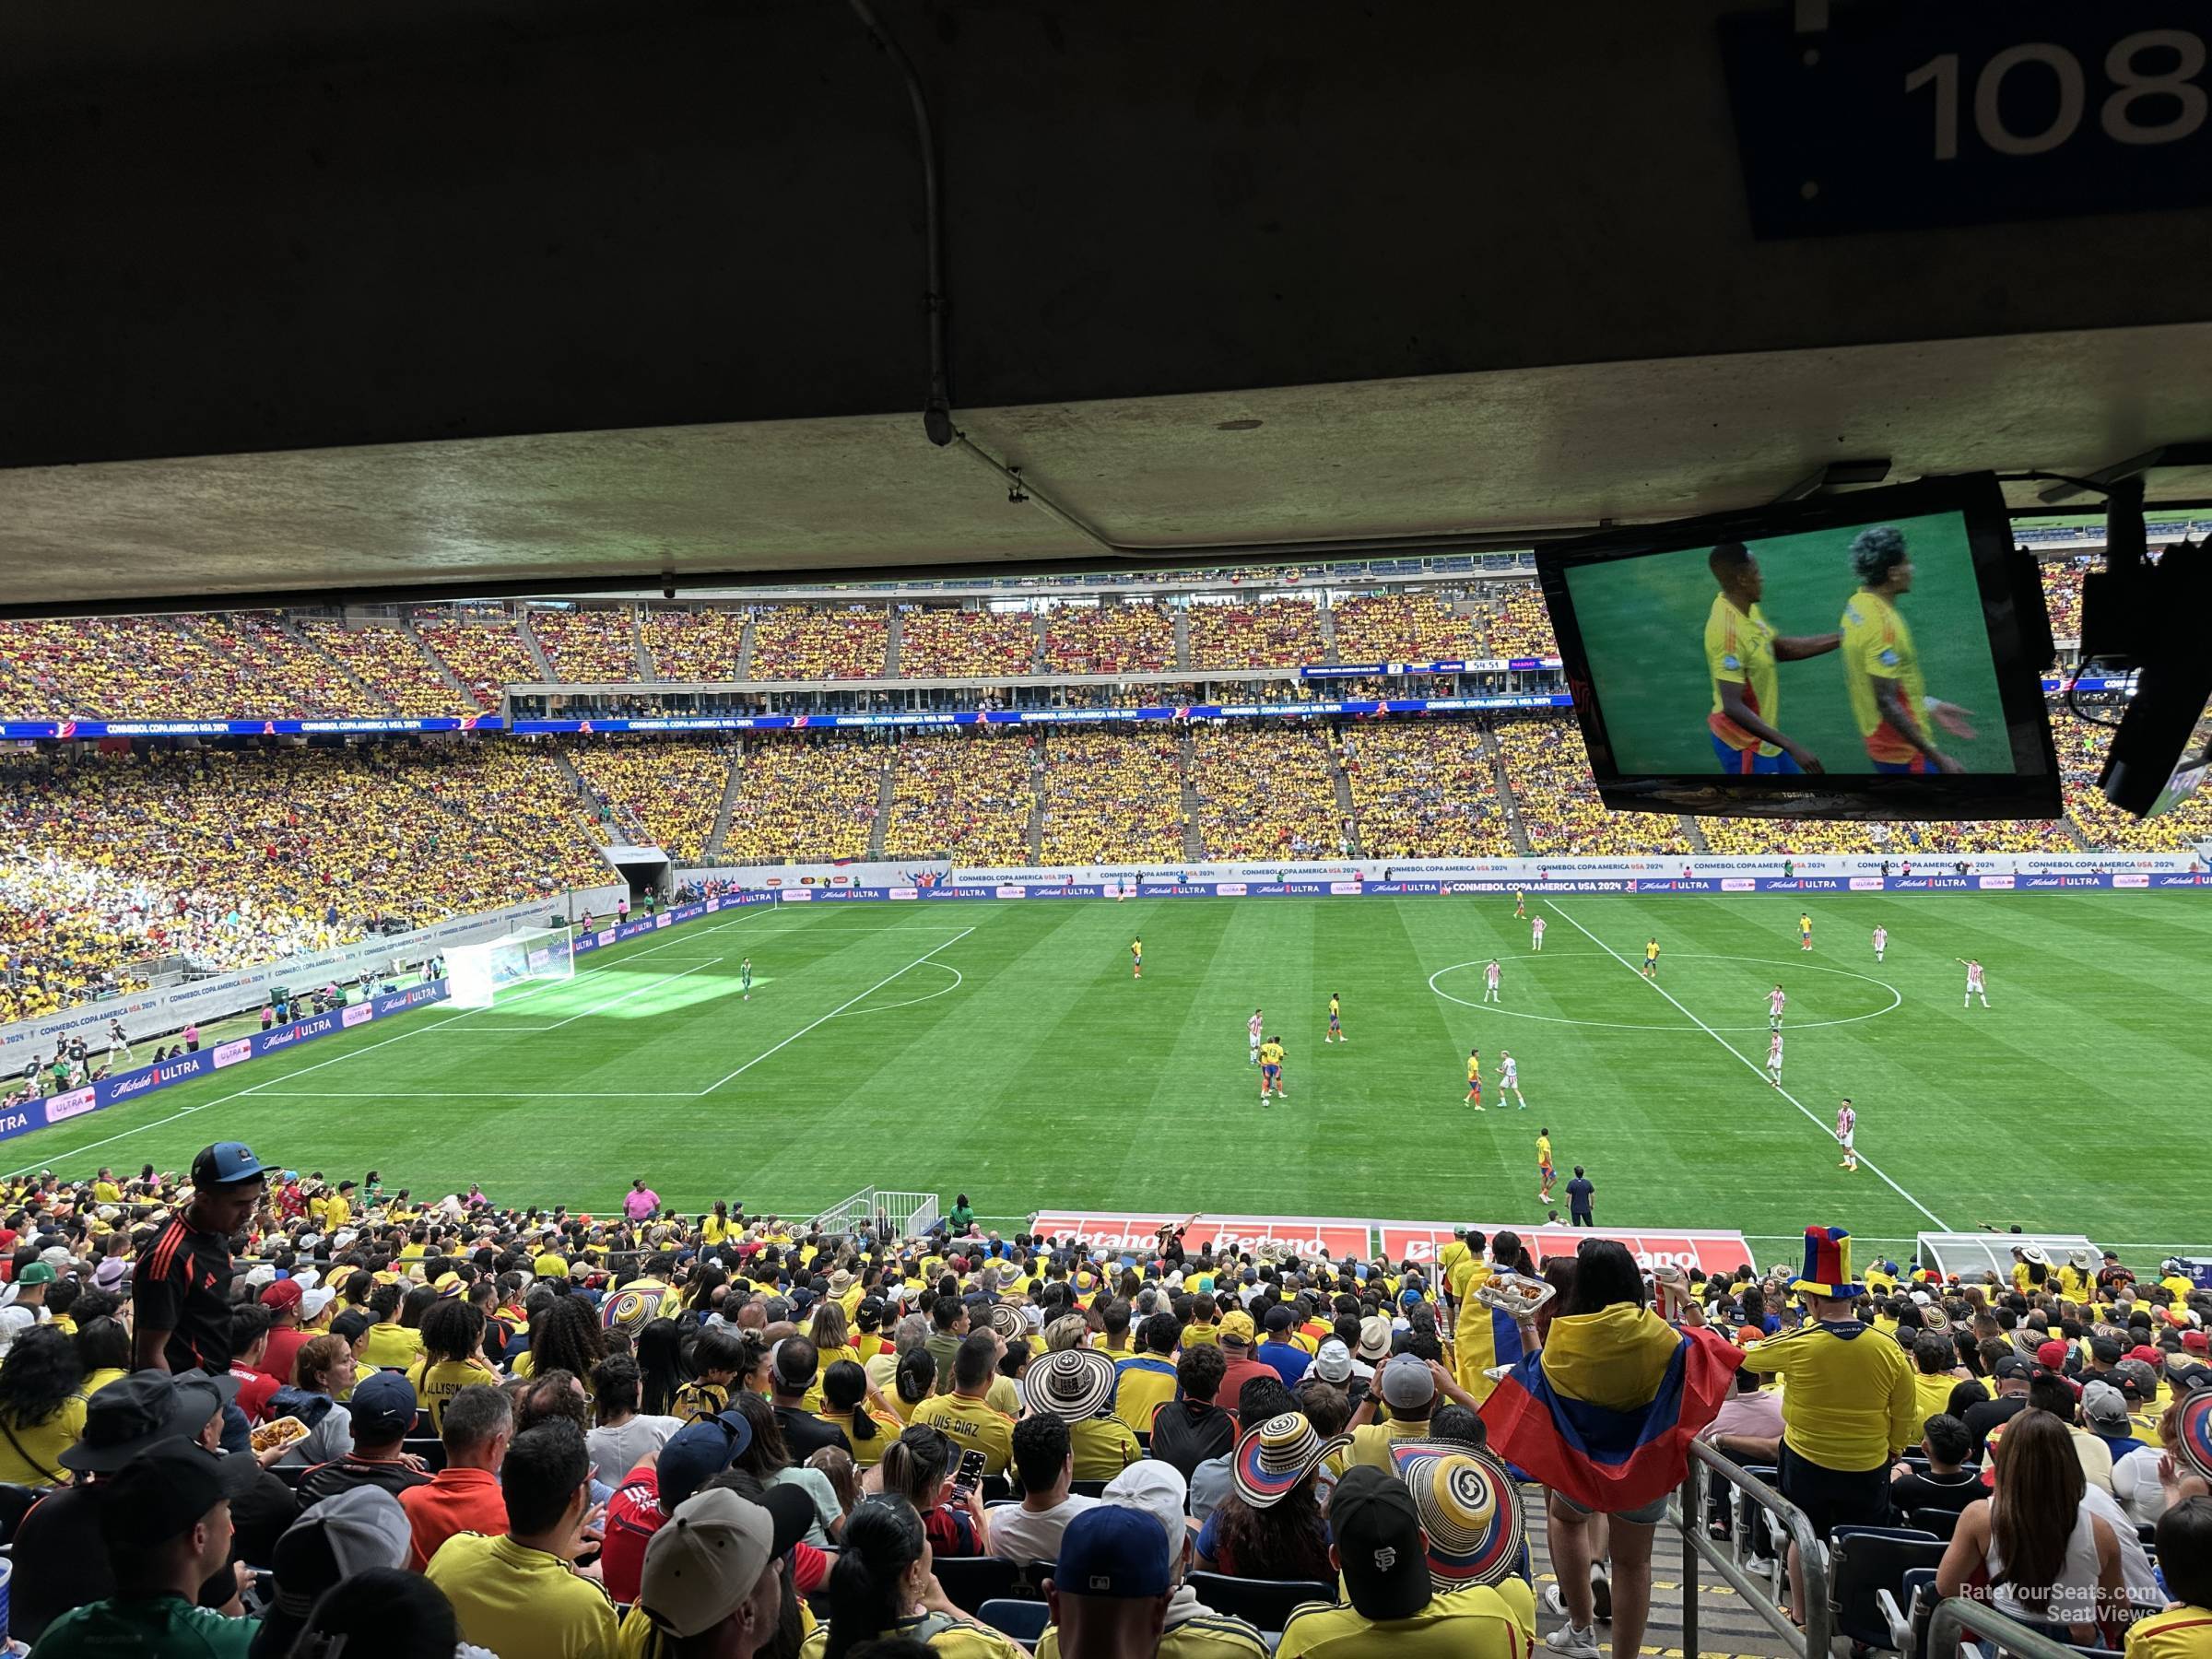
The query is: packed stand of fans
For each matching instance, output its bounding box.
[2043,560,2088,641]
[0,875,147,1023]
[0,616,296,721]
[1039,728,1187,863]
[639,607,750,681]
[1479,583,1558,657]
[748,606,891,681]
[1696,815,2080,857]
[2061,713,2212,852]
[882,732,1036,865]
[2,1146,2206,1659]
[898,608,1040,680]
[1328,591,1474,664]
[568,736,737,864]
[1192,725,1345,860]
[0,744,605,972]
[1041,602,1176,675]
[719,736,884,863]
[1495,716,1693,854]
[295,621,469,717]
[1182,598,1326,671]
[194,613,388,719]
[526,608,641,685]
[417,618,541,712]
[1340,722,1516,858]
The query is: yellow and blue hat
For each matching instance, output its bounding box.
[1389,1441,1524,1589]
[1791,1226,1863,1300]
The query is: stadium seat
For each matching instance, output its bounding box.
[402,1436,447,1474]
[979,1598,1051,1645]
[1067,1479,1111,1499]
[1185,1571,1335,1633]
[1827,1525,1946,1652]
[933,1555,1025,1614]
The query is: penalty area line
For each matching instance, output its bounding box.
[1548,900,1949,1230]
[697,926,975,1096]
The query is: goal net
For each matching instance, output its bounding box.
[444,924,575,1009]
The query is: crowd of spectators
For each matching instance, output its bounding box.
[526,609,641,685]
[418,619,542,712]
[0,871,147,1023]
[747,606,891,680]
[0,1147,2202,1659]
[1328,591,1474,664]
[0,743,606,974]
[719,737,884,863]
[1192,726,1345,859]
[197,614,387,719]
[1041,603,1176,675]
[1183,598,1325,671]
[1040,728,1187,863]
[2061,713,2212,852]
[1340,722,1516,857]
[640,607,751,681]
[898,608,1040,680]
[0,616,366,721]
[1695,815,2079,857]
[296,621,469,717]
[569,736,736,864]
[882,732,1036,865]
[1493,717,1693,855]
[2043,559,2088,641]
[1478,584,1557,658]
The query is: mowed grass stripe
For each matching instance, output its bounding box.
[4,894,2206,1248]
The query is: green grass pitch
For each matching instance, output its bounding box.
[9,893,2210,1258]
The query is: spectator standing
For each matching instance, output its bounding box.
[1566,1168,1594,1228]
[426,1417,619,1657]
[989,1415,1099,1565]
[135,1142,268,1375]
[625,1179,661,1223]
[28,1439,262,1659]
[398,1382,512,1571]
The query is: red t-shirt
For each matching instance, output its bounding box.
[229,1363,280,1424]
[400,1467,511,1572]
[600,1462,664,1606]
[261,1326,310,1392]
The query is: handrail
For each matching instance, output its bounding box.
[1673,1441,1829,1658]
[1928,1594,2088,1659]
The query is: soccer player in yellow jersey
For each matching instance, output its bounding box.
[1704,541,1841,774]
[1258,1037,1286,1101]
[1838,524,1977,773]
[1465,1048,1484,1111]
[1326,993,1344,1044]
[1536,1129,1555,1202]
[1642,936,1660,978]
[1130,935,1142,979]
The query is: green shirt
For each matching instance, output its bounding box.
[32,1594,258,1658]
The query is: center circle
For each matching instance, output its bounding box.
[837,959,964,1018]
[1427,953,1902,1032]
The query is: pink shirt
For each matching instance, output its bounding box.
[624,1188,660,1221]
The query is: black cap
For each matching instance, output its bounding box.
[190,1142,271,1189]
[61,1370,238,1473]
[100,1440,261,1549]
[1991,1354,2031,1382]
[1328,1464,1431,1620]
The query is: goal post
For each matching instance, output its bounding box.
[444,924,576,1009]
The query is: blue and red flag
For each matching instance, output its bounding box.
[1479,1303,1742,1512]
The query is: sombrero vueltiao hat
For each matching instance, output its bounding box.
[1791,1227,1864,1300]
[1233,1412,1352,1509]
[987,1303,1027,1342]
[1390,1441,1525,1590]
[601,1287,658,1338]
[2176,1392,2212,1484]
[1021,1348,1117,1423]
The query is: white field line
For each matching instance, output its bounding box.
[697,927,975,1096]
[535,959,722,1030]
[1549,901,1949,1230]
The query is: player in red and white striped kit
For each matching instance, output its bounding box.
[1484,959,1502,1003]
[1766,1030,1784,1087]
[1956,958,1989,1008]
[1530,915,1547,952]
[1767,984,1787,1030]
[1835,1098,1858,1171]
[1871,924,1888,963]
[1248,1008,1265,1065]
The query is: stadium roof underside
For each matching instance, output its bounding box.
[4,0,2210,614]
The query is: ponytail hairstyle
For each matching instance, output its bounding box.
[877,1423,954,1512]
[894,1347,935,1407]
[634,1320,685,1416]
[822,1360,878,1445]
[821,1496,927,1659]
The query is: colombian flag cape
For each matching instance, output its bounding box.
[1480,1303,1742,1512]
[1454,1295,1528,1404]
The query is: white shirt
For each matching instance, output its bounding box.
[989,1493,1099,1563]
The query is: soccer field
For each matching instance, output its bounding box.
[9,892,2210,1258]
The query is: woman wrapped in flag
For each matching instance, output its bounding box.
[1479,1238,1743,1659]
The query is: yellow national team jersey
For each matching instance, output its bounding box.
[1705,594,1781,756]
[1840,588,1927,763]
[1645,943,1659,960]
[1536,1135,1552,1166]
[1260,1041,1284,1066]
[1329,997,1339,1018]
[1466,1056,1480,1082]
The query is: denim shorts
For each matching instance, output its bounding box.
[1550,1486,1670,1525]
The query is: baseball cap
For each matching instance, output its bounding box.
[261,1279,304,1313]
[1100,1459,1191,1559]
[61,1370,238,1473]
[1329,1463,1431,1620]
[191,1142,271,1189]
[659,1411,755,1510]
[2081,1380,2130,1432]
[276,1484,412,1579]
[1381,1355,1437,1412]
[1263,1305,1295,1335]
[2185,1331,2210,1356]
[99,1440,261,1548]
[2035,1339,2071,1372]
[13,1262,55,1288]
[1218,1311,1256,1347]
[638,1488,780,1640]
[1053,1502,1171,1599]
[300,1286,338,1321]
[1312,1339,1353,1384]
[347,1371,418,1440]
[1991,1354,2031,1382]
